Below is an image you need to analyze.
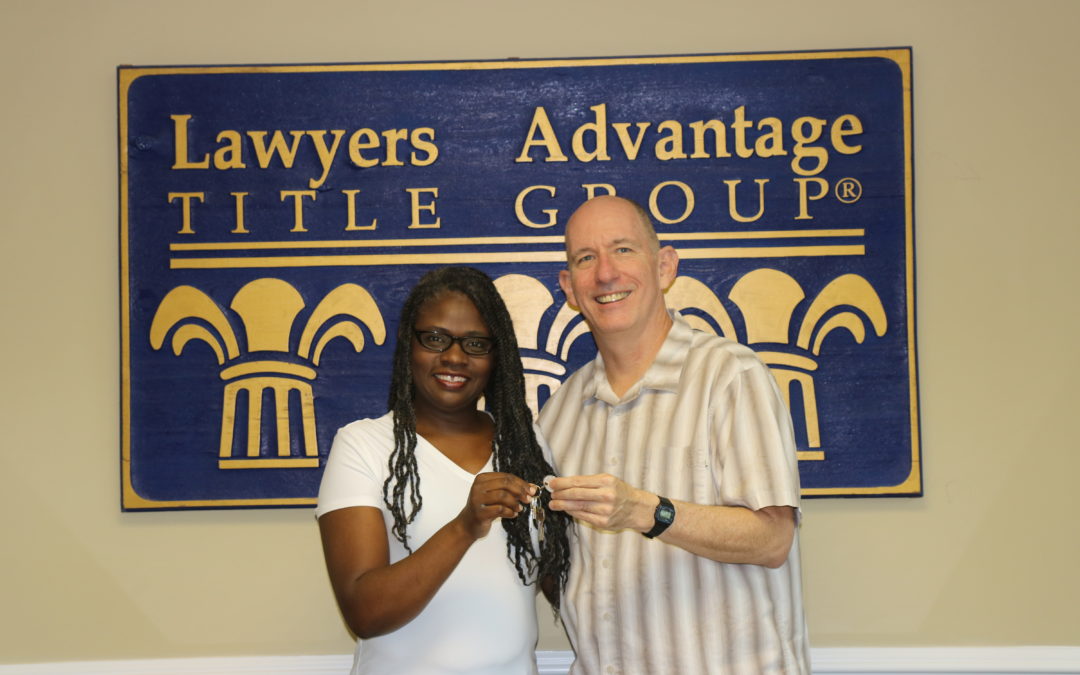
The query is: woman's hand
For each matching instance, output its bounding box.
[455,472,537,539]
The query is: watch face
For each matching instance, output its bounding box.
[657,504,676,524]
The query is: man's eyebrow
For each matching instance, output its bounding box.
[567,244,596,258]
[567,236,643,260]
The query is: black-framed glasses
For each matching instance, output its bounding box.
[414,330,495,356]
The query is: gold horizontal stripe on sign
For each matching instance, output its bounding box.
[171,235,564,251]
[662,228,864,241]
[171,245,864,269]
[173,251,567,268]
[219,361,317,381]
[219,458,321,469]
[168,229,865,252]
[672,245,864,259]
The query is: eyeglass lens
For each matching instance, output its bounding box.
[415,330,493,355]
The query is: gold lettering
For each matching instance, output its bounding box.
[754,117,785,158]
[381,128,408,167]
[511,105,863,173]
[724,179,768,222]
[689,120,729,159]
[794,178,828,220]
[571,104,610,162]
[230,192,249,233]
[514,185,557,228]
[280,190,317,232]
[411,128,439,166]
[167,192,204,234]
[582,184,616,200]
[341,189,376,231]
[654,121,686,161]
[612,122,651,160]
[406,188,440,229]
[516,107,569,163]
[213,130,246,169]
[248,130,305,168]
[171,114,210,169]
[831,114,863,154]
[790,117,828,176]
[732,106,754,159]
[648,181,694,224]
[307,130,346,189]
[348,129,380,168]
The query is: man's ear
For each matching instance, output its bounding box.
[558,268,579,310]
[657,245,679,290]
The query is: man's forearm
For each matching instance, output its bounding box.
[656,499,795,568]
[549,473,796,568]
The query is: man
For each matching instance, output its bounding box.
[539,195,809,674]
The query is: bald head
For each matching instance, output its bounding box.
[564,196,660,262]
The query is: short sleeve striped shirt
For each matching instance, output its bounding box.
[538,312,810,675]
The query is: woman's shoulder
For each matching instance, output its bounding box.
[333,411,396,454]
[338,410,394,434]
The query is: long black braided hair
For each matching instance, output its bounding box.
[383,266,571,612]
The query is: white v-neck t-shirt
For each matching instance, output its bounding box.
[316,412,542,675]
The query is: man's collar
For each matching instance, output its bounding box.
[582,310,694,405]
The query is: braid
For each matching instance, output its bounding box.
[382,266,572,614]
[384,289,424,552]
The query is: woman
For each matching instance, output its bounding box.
[316,266,571,675]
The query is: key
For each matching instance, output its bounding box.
[533,499,546,544]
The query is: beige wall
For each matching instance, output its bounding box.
[2,0,1078,664]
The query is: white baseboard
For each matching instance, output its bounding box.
[2,647,1078,674]
[811,647,1080,673]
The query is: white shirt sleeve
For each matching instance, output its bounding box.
[314,416,392,519]
[714,355,802,512]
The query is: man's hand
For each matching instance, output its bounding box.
[547,473,655,532]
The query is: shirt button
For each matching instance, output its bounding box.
[603,612,613,621]
[606,666,616,674]
[601,558,611,568]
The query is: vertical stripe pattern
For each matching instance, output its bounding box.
[539,313,810,675]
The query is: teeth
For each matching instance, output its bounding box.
[596,291,630,304]
[435,374,466,384]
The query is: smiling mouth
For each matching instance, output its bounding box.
[434,374,467,385]
[596,291,631,304]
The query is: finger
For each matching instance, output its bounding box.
[476,485,529,513]
[479,479,537,506]
[548,501,612,528]
[547,474,613,492]
[549,498,603,513]
[480,492,528,516]
[480,501,525,518]
[476,473,537,501]
[549,486,610,504]
[471,501,518,522]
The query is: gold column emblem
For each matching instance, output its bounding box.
[670,269,887,461]
[149,279,386,469]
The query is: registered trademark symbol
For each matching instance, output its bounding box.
[835,178,862,203]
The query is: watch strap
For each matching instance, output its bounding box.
[643,495,675,539]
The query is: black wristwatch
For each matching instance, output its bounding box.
[643,495,675,539]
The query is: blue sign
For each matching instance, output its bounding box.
[119,49,919,508]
